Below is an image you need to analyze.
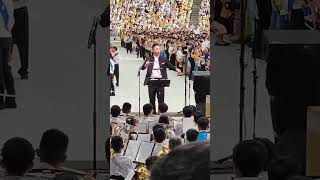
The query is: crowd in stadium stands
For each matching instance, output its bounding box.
[109,102,210,179]
[110,0,193,32]
[198,0,210,32]
[212,0,320,46]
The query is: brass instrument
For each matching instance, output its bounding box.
[157,145,169,158]
[135,164,149,180]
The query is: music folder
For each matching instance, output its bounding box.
[135,141,154,163]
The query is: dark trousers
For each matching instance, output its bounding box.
[110,74,115,92]
[114,64,119,85]
[0,48,16,102]
[140,47,144,59]
[126,42,132,54]
[12,7,29,75]
[148,85,165,113]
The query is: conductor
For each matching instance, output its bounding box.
[141,44,181,114]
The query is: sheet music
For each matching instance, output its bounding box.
[152,143,162,156]
[136,142,155,163]
[137,134,151,142]
[125,169,135,180]
[136,123,148,134]
[124,140,141,161]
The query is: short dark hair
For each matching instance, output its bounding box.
[143,103,153,115]
[169,137,182,150]
[111,136,123,152]
[111,105,121,117]
[153,128,166,143]
[197,117,209,130]
[112,46,118,51]
[193,111,203,124]
[151,141,210,180]
[159,115,169,124]
[152,124,164,132]
[39,129,69,163]
[126,116,138,126]
[268,156,301,180]
[152,43,160,49]
[146,156,160,171]
[189,105,197,115]
[186,129,198,142]
[233,140,268,177]
[2,137,35,175]
[183,106,193,118]
[122,102,132,114]
[158,103,168,113]
[255,137,279,170]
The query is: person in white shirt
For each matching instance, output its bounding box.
[110,105,126,124]
[1,137,35,179]
[0,0,16,110]
[139,103,156,123]
[110,46,120,87]
[140,44,181,114]
[110,136,134,179]
[11,0,29,79]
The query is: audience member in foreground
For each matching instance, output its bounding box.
[232,140,268,178]
[34,129,69,169]
[151,141,210,180]
[268,156,302,180]
[1,137,35,177]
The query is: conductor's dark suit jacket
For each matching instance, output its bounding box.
[141,55,176,86]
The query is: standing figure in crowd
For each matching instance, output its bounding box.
[111,46,120,87]
[0,0,17,110]
[12,0,29,79]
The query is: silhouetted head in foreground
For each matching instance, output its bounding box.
[233,139,268,177]
[37,129,69,167]
[1,137,35,176]
[151,141,209,180]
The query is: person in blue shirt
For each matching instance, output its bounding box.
[197,117,209,141]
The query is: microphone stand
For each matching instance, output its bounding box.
[239,0,246,143]
[137,68,141,116]
[252,20,258,139]
[184,56,187,106]
[88,16,98,171]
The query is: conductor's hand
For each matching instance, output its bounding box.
[176,68,181,73]
[145,60,150,67]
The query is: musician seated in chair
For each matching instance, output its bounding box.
[1,137,35,179]
[158,115,175,139]
[140,44,181,114]
[110,136,134,180]
[139,103,157,123]
[110,105,125,125]
[197,117,210,141]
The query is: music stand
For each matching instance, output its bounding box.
[149,79,171,87]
